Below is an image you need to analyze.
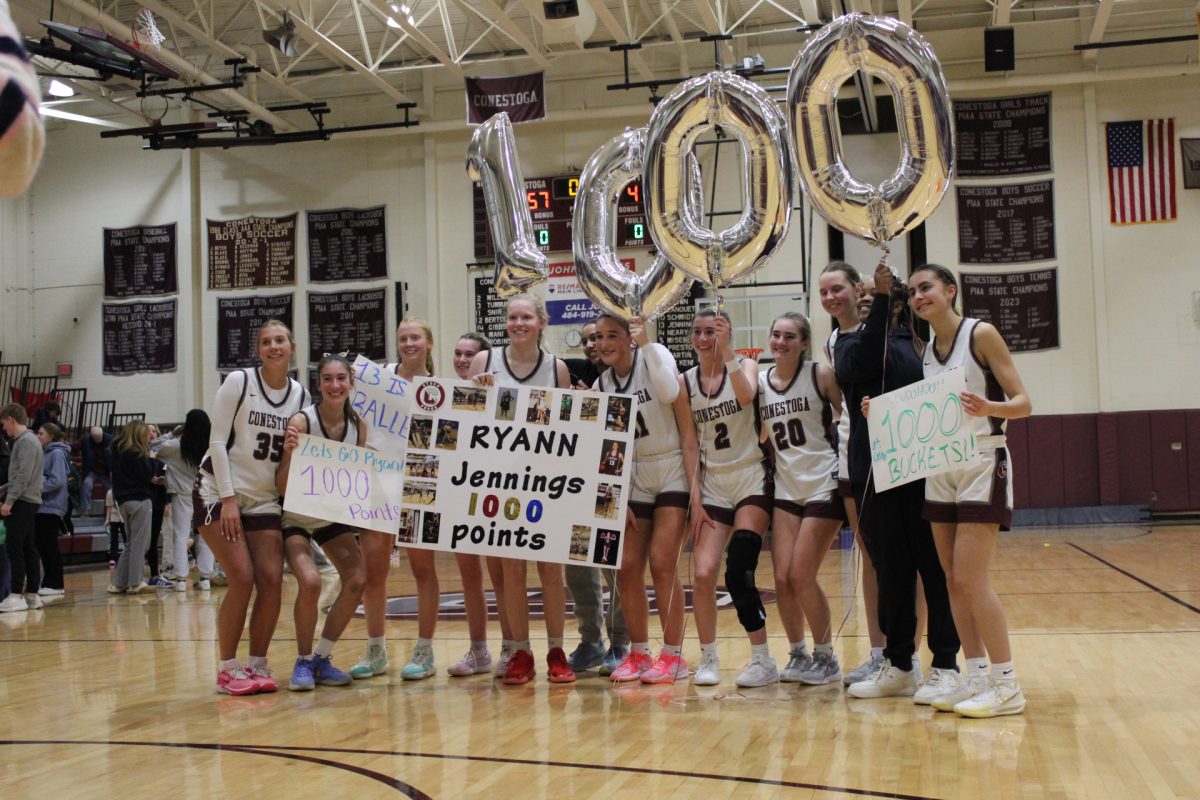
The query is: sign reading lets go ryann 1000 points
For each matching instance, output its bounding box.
[866,367,980,489]
[283,435,406,530]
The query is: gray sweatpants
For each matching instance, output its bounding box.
[114,499,152,589]
[565,565,628,646]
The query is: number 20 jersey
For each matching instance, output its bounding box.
[758,362,837,504]
[685,361,761,470]
[214,368,309,502]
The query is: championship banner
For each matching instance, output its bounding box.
[282,434,405,530]
[867,367,978,490]
[1182,138,1200,189]
[350,355,415,455]
[465,72,545,124]
[394,376,638,567]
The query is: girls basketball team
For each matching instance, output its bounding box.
[197,258,1030,718]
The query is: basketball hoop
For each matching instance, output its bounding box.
[735,347,763,361]
[132,9,166,50]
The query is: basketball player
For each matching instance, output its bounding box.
[195,320,310,695]
[276,354,366,691]
[469,294,575,684]
[453,332,491,380]
[685,308,775,687]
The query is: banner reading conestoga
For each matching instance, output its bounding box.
[394,377,638,568]
[465,72,545,124]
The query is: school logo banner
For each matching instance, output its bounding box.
[465,72,546,124]
[394,377,637,567]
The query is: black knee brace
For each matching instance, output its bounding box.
[725,529,765,633]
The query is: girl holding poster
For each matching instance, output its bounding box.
[275,354,367,691]
[591,314,697,684]
[758,312,848,685]
[469,294,575,685]
[685,308,775,688]
[906,263,1031,718]
[195,320,311,695]
[352,319,443,682]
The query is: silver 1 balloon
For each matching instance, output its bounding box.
[787,13,955,246]
[465,112,548,298]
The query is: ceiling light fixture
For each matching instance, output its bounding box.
[48,79,75,97]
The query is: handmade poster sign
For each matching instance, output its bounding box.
[282,434,405,530]
[349,355,415,455]
[393,377,637,567]
[867,367,978,489]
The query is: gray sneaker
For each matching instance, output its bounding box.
[843,652,885,685]
[779,650,814,682]
[599,644,627,676]
[798,651,842,685]
[567,639,606,671]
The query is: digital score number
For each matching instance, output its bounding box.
[473,174,648,258]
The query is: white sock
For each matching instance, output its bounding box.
[870,646,884,659]
[991,660,1017,683]
[750,642,770,658]
[471,640,489,655]
[298,653,313,661]
[416,637,433,650]
[631,641,651,655]
[368,636,386,649]
[220,658,240,672]
[314,638,336,659]
[789,640,809,656]
[516,639,532,653]
[700,641,718,657]
[967,657,989,677]
[247,655,267,669]
[547,637,564,650]
[661,644,681,657]
[501,639,516,652]
[814,642,833,657]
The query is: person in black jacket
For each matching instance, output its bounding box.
[834,261,960,702]
[107,421,163,594]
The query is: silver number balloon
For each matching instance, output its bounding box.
[643,71,793,287]
[465,112,548,298]
[572,127,697,321]
[787,13,955,245]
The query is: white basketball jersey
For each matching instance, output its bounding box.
[299,405,360,447]
[686,361,760,469]
[598,348,680,460]
[488,347,562,388]
[923,318,1006,449]
[214,368,309,502]
[759,363,838,500]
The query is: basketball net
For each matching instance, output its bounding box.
[132,9,166,50]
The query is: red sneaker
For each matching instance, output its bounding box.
[546,647,576,683]
[503,649,536,685]
[217,666,259,696]
[247,664,279,693]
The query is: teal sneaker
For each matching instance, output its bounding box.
[400,645,435,680]
[312,654,352,686]
[349,645,389,679]
[288,657,315,692]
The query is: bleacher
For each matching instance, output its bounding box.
[2,362,150,563]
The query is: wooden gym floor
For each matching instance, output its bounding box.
[1,524,1197,799]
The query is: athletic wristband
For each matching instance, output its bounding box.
[724,357,740,374]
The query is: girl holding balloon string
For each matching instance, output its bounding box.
[469,294,575,685]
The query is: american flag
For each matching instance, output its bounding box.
[1106,119,1176,225]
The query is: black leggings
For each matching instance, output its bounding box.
[853,480,959,670]
[35,513,65,590]
[4,500,41,595]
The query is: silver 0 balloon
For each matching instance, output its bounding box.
[787,13,955,246]
[465,112,548,298]
[572,127,696,321]
[643,71,793,287]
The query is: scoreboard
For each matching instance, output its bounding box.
[473,174,649,259]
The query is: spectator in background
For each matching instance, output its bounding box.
[152,410,211,592]
[0,0,45,197]
[107,420,162,595]
[144,424,172,587]
[105,488,123,567]
[32,401,62,432]
[79,426,113,515]
[0,403,44,613]
[35,422,70,599]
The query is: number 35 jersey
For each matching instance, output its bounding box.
[204,367,310,502]
[685,361,761,470]
[758,362,837,504]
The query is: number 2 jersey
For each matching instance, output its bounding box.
[204,367,310,503]
[685,360,761,470]
[758,362,838,504]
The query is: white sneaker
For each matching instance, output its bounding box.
[196,578,212,591]
[735,653,779,688]
[933,673,990,712]
[954,679,1026,718]
[843,651,885,685]
[847,658,918,698]
[493,644,513,678]
[913,667,963,705]
[174,581,187,592]
[912,656,923,686]
[779,650,814,683]
[37,587,65,597]
[798,651,842,685]
[693,652,721,686]
[448,648,493,677]
[23,593,44,610]
[0,594,29,613]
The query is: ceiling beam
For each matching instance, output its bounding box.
[359,0,465,77]
[1083,0,1115,64]
[469,0,551,68]
[585,0,654,80]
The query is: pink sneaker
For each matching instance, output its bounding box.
[216,666,259,696]
[609,651,654,683]
[640,653,689,684]
[247,663,278,693]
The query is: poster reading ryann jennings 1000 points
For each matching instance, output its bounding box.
[393,377,638,569]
